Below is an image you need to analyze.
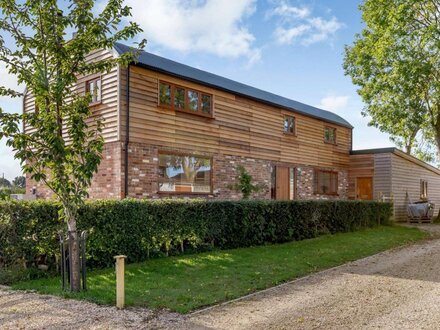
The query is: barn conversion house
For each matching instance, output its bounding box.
[24,44,440,222]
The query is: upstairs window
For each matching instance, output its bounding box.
[420,179,428,199]
[283,116,296,135]
[158,153,212,194]
[86,77,102,105]
[159,81,213,117]
[314,170,338,195]
[324,126,336,144]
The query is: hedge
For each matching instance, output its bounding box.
[0,199,392,276]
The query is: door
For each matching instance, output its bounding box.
[356,177,373,200]
[275,167,296,200]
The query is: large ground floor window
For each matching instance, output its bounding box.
[158,153,212,193]
[314,170,338,195]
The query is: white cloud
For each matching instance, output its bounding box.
[317,95,349,112]
[124,0,261,64]
[269,1,343,46]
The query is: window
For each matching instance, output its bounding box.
[283,116,296,135]
[420,179,428,199]
[314,170,338,195]
[324,126,336,144]
[86,77,102,105]
[158,153,212,193]
[159,81,213,117]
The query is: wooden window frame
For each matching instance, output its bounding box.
[314,169,339,196]
[157,151,213,195]
[420,179,428,200]
[283,116,297,136]
[324,126,337,145]
[85,76,102,106]
[158,81,214,118]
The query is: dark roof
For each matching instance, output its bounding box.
[113,43,353,128]
[350,148,397,155]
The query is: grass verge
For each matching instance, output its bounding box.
[12,225,426,313]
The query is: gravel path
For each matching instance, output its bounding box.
[1,224,440,329]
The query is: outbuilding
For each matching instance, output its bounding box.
[349,148,440,222]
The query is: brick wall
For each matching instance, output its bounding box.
[27,141,349,201]
[26,141,123,200]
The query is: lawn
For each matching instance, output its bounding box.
[13,225,426,313]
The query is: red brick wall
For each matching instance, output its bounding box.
[27,141,349,201]
[26,142,123,200]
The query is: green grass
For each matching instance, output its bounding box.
[13,225,426,313]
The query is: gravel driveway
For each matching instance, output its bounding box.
[1,224,440,330]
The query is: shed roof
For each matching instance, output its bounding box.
[113,43,353,129]
[351,148,440,175]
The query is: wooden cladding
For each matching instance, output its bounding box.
[314,169,338,195]
[159,81,213,118]
[119,65,352,169]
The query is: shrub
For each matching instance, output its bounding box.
[0,199,392,280]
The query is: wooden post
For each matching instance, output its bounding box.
[114,255,127,309]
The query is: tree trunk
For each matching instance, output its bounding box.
[64,205,81,292]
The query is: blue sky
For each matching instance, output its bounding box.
[0,0,394,181]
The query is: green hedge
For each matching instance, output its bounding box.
[0,199,392,275]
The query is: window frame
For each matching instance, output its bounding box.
[283,115,297,136]
[314,169,339,196]
[158,81,214,118]
[324,126,337,145]
[157,151,214,195]
[85,76,102,106]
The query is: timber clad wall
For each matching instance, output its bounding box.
[391,153,440,221]
[119,66,352,168]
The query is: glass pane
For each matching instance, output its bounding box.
[159,83,171,106]
[188,90,199,112]
[174,87,185,109]
[325,127,335,142]
[319,172,330,194]
[158,154,211,193]
[331,173,338,193]
[284,117,295,134]
[289,168,295,200]
[88,82,94,101]
[202,95,211,114]
[96,79,101,102]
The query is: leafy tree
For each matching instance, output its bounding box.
[228,165,266,200]
[0,177,11,188]
[344,0,440,161]
[0,0,144,291]
[12,175,25,188]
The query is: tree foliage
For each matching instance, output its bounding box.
[344,0,440,161]
[0,0,144,290]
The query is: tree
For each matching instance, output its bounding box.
[0,177,11,188]
[12,175,25,188]
[0,0,144,291]
[343,0,440,161]
[228,165,266,200]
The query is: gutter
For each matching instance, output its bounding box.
[124,64,130,198]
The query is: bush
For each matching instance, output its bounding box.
[0,199,392,280]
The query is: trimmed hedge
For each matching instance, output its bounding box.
[0,199,392,275]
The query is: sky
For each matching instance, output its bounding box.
[0,0,395,181]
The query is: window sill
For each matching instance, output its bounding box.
[88,101,102,107]
[324,141,337,146]
[158,105,214,119]
[283,132,297,137]
[158,191,214,196]
[314,192,339,196]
